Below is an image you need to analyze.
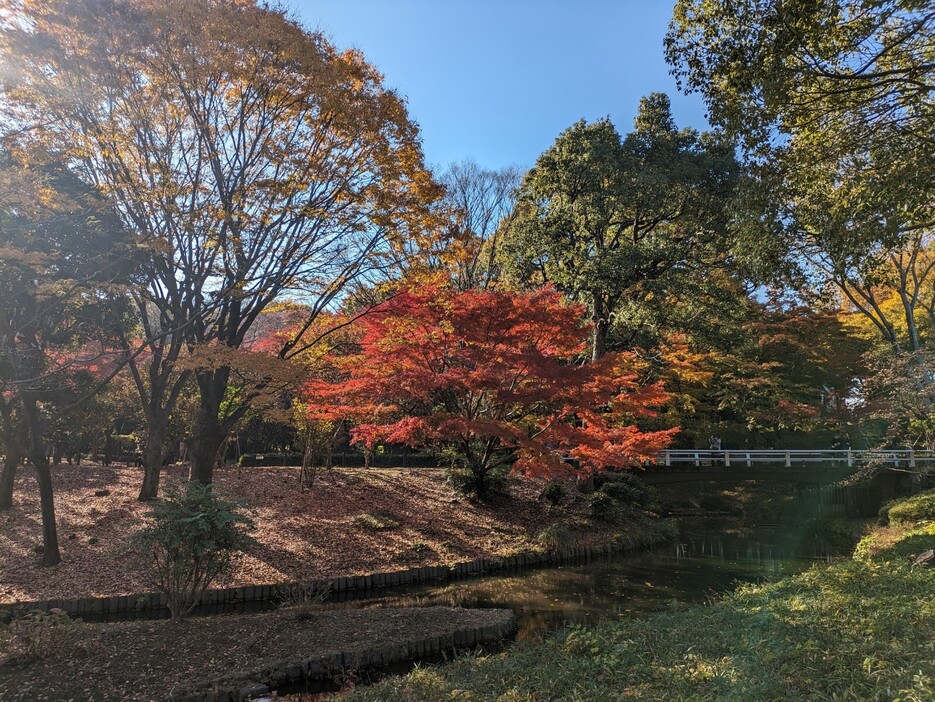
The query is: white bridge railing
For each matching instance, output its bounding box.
[652,449,935,469]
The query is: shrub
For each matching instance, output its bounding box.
[886,489,935,525]
[0,609,84,661]
[588,491,620,523]
[536,524,574,552]
[128,481,255,618]
[597,471,653,508]
[445,464,513,500]
[814,516,859,553]
[539,481,567,507]
[238,453,303,467]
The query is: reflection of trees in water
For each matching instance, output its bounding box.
[319,553,797,637]
[309,490,846,637]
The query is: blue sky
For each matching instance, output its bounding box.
[292,1,708,172]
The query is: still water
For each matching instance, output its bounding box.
[316,513,840,639]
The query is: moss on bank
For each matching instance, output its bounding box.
[349,491,935,702]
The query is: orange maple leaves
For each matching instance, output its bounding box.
[303,284,677,478]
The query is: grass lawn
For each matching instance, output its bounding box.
[348,489,935,701]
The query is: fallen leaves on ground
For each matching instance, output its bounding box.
[1,463,598,603]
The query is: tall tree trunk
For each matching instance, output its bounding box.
[21,395,60,566]
[591,295,607,361]
[0,449,19,511]
[189,368,230,486]
[190,413,224,485]
[138,419,167,501]
[0,410,22,511]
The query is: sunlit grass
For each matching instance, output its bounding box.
[349,491,935,702]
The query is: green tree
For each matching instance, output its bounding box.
[666,0,935,351]
[0,152,132,565]
[501,94,739,360]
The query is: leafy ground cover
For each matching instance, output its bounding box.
[0,606,513,702]
[347,489,935,702]
[0,463,667,603]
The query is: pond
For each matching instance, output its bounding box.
[81,479,867,638]
[315,502,846,639]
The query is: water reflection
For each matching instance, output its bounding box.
[312,515,839,638]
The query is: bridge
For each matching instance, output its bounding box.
[651,448,935,470]
[639,449,934,485]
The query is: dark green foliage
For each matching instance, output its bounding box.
[587,491,619,523]
[128,481,255,618]
[501,94,739,358]
[444,464,512,501]
[596,471,653,508]
[538,480,567,507]
[814,517,859,553]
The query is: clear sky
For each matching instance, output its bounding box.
[291,1,708,172]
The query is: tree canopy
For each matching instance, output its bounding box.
[303,284,676,497]
[1,0,442,493]
[501,94,739,359]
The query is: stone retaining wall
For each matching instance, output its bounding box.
[2,541,639,618]
[170,611,516,702]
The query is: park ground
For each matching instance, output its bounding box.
[344,488,935,702]
[0,463,669,604]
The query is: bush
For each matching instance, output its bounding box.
[597,471,653,508]
[445,464,513,500]
[278,580,332,621]
[0,609,84,661]
[886,489,935,525]
[536,524,574,552]
[128,481,255,618]
[539,481,567,507]
[588,491,620,523]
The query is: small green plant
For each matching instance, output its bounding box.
[536,524,573,551]
[128,481,255,619]
[0,609,84,661]
[352,511,401,531]
[588,491,620,523]
[597,471,653,507]
[539,481,567,507]
[444,464,513,500]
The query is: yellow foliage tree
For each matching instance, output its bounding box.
[1,0,443,494]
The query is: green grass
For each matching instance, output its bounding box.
[882,488,935,526]
[534,524,574,552]
[349,492,935,702]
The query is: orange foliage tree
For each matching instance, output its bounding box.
[2,0,443,496]
[303,285,677,497]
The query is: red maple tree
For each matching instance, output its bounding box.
[303,285,677,496]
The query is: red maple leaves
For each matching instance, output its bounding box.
[303,285,676,479]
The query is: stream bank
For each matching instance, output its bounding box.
[345,488,935,702]
[0,607,516,702]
